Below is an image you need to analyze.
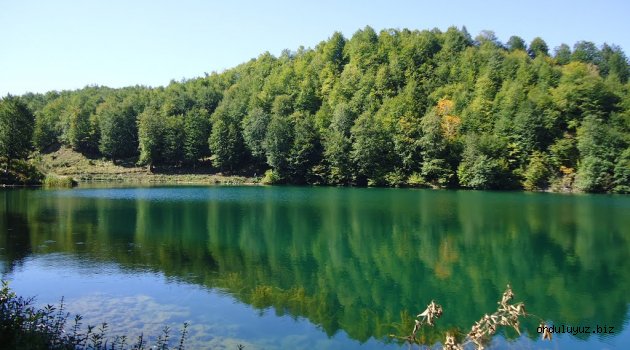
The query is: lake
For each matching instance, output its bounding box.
[1,186,629,349]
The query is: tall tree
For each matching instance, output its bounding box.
[528,37,549,58]
[506,36,526,52]
[98,95,142,160]
[137,106,165,170]
[290,112,322,183]
[0,96,35,172]
[183,108,210,164]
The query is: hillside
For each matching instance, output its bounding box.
[8,26,630,192]
[32,147,254,185]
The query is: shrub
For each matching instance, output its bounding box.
[43,175,76,188]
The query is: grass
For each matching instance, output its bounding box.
[43,174,76,188]
[31,147,257,186]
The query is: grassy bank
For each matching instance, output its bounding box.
[29,147,258,186]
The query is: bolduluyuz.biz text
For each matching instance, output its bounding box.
[537,324,615,336]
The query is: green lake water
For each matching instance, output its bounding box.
[1,186,629,349]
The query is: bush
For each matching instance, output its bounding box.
[0,159,44,185]
[261,169,280,184]
[43,175,76,188]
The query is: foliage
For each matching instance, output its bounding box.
[12,26,630,192]
[260,169,280,184]
[43,175,76,188]
[523,151,552,191]
[0,96,35,171]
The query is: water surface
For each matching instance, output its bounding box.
[1,186,629,349]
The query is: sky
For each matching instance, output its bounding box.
[1,0,629,96]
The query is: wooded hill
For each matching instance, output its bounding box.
[4,26,630,192]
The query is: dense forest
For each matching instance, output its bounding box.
[2,26,629,192]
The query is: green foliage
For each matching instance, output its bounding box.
[523,152,552,191]
[457,134,514,190]
[242,107,270,163]
[43,174,76,188]
[289,112,322,183]
[98,94,142,160]
[575,116,624,192]
[264,114,293,179]
[0,96,35,171]
[12,26,630,192]
[351,112,395,186]
[209,85,248,171]
[260,169,280,185]
[0,159,43,185]
[33,103,61,152]
[613,147,630,193]
[528,37,549,58]
[506,36,526,52]
[183,108,210,163]
[554,44,572,65]
[163,115,185,163]
[137,106,165,167]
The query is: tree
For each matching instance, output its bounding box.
[183,108,210,164]
[457,134,515,189]
[242,107,270,165]
[0,96,35,172]
[571,41,602,66]
[554,44,572,65]
[575,115,623,192]
[613,147,630,193]
[323,31,346,73]
[351,112,395,185]
[323,103,355,184]
[8,26,630,193]
[601,44,629,83]
[33,97,64,152]
[208,85,249,171]
[98,95,141,160]
[264,114,293,179]
[290,112,322,183]
[528,37,549,58]
[506,36,526,52]
[419,100,460,187]
[523,151,552,191]
[209,115,245,171]
[137,106,165,170]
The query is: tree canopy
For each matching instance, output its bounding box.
[12,26,630,193]
[0,96,35,171]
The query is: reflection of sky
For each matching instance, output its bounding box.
[2,255,397,350]
[38,186,311,203]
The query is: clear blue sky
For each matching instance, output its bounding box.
[2,0,629,96]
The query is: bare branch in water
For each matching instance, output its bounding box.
[396,284,551,349]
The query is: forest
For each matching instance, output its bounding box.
[1,26,629,192]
